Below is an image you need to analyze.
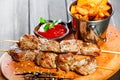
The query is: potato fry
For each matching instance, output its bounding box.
[76,6,88,15]
[99,11,105,18]
[70,0,111,21]
[81,15,89,20]
[77,0,88,6]
[71,5,77,14]
[104,11,110,17]
[101,0,108,4]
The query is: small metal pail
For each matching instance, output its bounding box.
[68,1,114,42]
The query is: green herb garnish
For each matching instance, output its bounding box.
[39,17,61,31]
[39,17,47,24]
[43,24,50,31]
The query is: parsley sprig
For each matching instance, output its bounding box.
[39,17,61,31]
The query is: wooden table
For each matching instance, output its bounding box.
[0,0,120,80]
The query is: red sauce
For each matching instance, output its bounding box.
[38,24,67,38]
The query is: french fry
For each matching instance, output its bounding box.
[76,7,88,16]
[99,10,105,18]
[101,0,108,4]
[71,5,77,14]
[70,0,111,21]
[77,0,88,6]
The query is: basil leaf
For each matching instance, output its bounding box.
[43,24,49,31]
[39,17,47,24]
[49,20,59,29]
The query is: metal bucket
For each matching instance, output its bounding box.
[68,1,114,42]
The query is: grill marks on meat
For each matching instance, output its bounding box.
[60,39,100,56]
[38,38,60,52]
[18,34,100,56]
[35,52,57,69]
[8,44,37,62]
[56,53,97,75]
[18,34,39,50]
[56,53,74,72]
[70,56,97,75]
[8,45,97,75]
[8,34,98,75]
[80,43,100,56]
[60,40,83,53]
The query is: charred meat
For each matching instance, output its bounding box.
[56,53,74,72]
[60,40,83,53]
[38,38,60,52]
[18,34,39,50]
[56,53,97,75]
[8,45,97,76]
[80,42,100,56]
[8,44,37,62]
[35,51,57,69]
[70,56,97,75]
[17,34,100,56]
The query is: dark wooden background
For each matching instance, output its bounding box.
[0,0,120,79]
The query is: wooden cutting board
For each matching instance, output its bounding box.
[1,24,120,80]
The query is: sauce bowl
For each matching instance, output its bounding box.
[34,20,69,41]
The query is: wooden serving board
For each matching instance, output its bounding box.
[1,24,120,80]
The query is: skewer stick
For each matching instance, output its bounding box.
[0,49,114,71]
[0,49,8,52]
[101,50,120,54]
[2,40,19,43]
[97,66,113,71]
[1,40,120,55]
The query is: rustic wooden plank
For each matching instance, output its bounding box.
[0,0,28,56]
[109,0,120,29]
[29,0,49,34]
[30,0,68,34]
[48,0,68,22]
[66,0,75,22]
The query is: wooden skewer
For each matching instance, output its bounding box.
[0,49,8,52]
[101,50,120,54]
[1,40,19,43]
[1,40,120,55]
[0,49,114,71]
[97,66,113,71]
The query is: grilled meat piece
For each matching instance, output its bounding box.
[38,38,60,52]
[8,44,37,62]
[60,39,83,53]
[8,45,97,75]
[17,34,100,56]
[56,53,74,72]
[56,53,97,75]
[60,39,100,56]
[80,42,100,56]
[18,34,39,50]
[70,56,97,75]
[35,51,57,69]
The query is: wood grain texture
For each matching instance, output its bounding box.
[29,0,68,34]
[48,0,67,22]
[0,0,28,56]
[109,0,120,29]
[29,0,49,34]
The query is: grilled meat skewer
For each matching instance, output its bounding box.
[8,45,97,76]
[17,34,100,56]
[35,51,57,69]
[8,44,38,62]
[56,53,97,75]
